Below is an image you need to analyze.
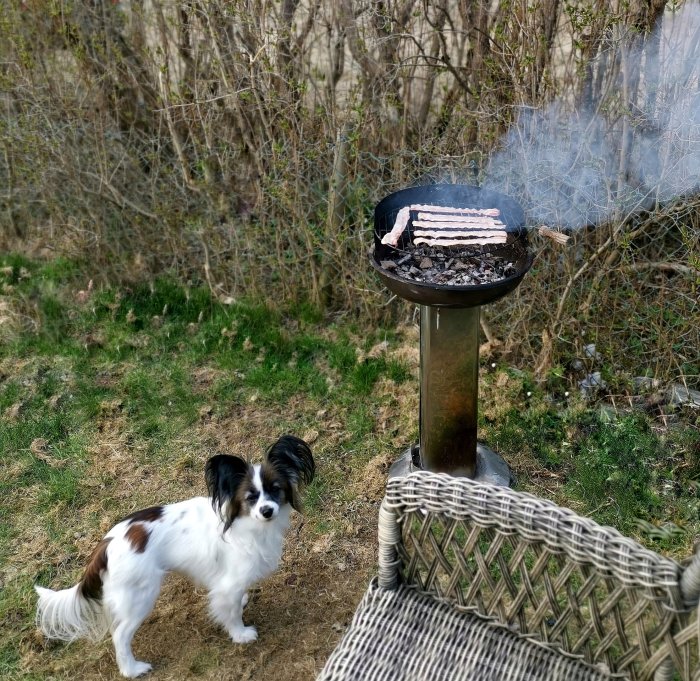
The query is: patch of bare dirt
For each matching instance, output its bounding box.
[191,366,227,394]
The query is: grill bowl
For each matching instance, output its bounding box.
[371,184,533,308]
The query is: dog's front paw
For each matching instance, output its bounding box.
[230,625,258,644]
[120,660,152,678]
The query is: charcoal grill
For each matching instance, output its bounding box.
[371,184,530,307]
[370,184,533,483]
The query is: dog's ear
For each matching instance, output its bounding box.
[265,435,314,511]
[266,435,315,485]
[205,454,250,531]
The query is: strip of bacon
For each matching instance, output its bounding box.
[415,213,505,226]
[409,204,501,216]
[380,206,411,246]
[413,229,507,239]
[412,220,506,231]
[413,236,507,246]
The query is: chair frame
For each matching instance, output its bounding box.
[371,472,700,681]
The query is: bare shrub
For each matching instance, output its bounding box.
[0,1,697,385]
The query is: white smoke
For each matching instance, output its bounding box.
[486,3,700,229]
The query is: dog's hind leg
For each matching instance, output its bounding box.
[105,575,163,678]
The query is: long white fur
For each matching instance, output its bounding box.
[35,464,291,679]
[34,584,109,642]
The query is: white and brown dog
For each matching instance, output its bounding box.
[35,435,314,678]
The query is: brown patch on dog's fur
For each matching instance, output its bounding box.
[79,537,112,600]
[123,505,164,524]
[227,478,251,525]
[125,523,150,553]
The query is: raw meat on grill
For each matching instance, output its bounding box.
[412,224,507,236]
[380,204,506,247]
[408,205,501,216]
[413,236,506,247]
[381,207,411,247]
[415,213,504,225]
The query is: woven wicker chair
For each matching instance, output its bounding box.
[318,472,700,681]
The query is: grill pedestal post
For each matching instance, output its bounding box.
[420,305,479,476]
[388,304,511,486]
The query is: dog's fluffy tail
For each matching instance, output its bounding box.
[36,535,113,642]
[35,584,110,642]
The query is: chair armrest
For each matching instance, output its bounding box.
[377,471,698,681]
[377,499,401,590]
[681,542,700,606]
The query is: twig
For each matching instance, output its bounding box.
[157,71,201,193]
[616,262,698,277]
[80,171,158,221]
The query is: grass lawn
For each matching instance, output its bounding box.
[1,255,698,680]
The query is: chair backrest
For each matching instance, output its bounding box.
[378,472,700,681]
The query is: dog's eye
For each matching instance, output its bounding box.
[245,492,259,502]
[271,483,281,492]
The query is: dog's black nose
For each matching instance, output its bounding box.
[260,506,274,519]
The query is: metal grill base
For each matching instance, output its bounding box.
[389,443,511,487]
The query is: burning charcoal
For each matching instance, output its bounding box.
[378,240,519,287]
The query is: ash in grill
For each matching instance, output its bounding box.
[381,245,516,286]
